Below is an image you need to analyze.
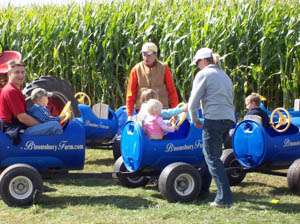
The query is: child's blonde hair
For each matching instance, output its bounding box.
[140,88,159,104]
[213,53,220,65]
[245,92,261,106]
[146,99,163,115]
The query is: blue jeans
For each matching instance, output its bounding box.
[25,121,63,135]
[202,119,234,205]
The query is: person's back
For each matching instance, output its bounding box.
[189,64,235,122]
[188,48,235,208]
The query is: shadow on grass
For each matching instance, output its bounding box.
[85,158,115,166]
[237,181,275,188]
[150,190,213,205]
[233,191,300,213]
[39,195,154,209]
[269,186,293,196]
[45,172,116,187]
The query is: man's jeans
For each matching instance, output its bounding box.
[202,119,234,205]
[25,121,63,135]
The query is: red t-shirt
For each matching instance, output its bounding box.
[0,82,26,124]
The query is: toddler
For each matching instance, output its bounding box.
[27,88,64,135]
[143,99,176,139]
[245,93,270,128]
[137,88,188,123]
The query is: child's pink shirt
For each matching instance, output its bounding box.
[143,115,175,139]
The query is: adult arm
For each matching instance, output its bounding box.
[161,107,184,119]
[188,72,206,124]
[126,68,138,116]
[164,66,179,108]
[17,113,39,126]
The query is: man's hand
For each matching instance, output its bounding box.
[194,119,202,128]
[182,103,188,112]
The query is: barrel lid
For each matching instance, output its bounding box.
[121,121,143,172]
[233,120,266,168]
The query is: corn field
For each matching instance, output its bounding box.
[0,0,299,116]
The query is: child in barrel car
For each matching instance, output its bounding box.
[136,88,188,124]
[142,99,177,139]
[245,93,270,128]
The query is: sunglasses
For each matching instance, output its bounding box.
[142,52,156,57]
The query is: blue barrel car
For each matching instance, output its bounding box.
[113,116,212,203]
[112,106,138,160]
[75,104,118,146]
[0,111,86,207]
[222,107,300,195]
[23,77,119,147]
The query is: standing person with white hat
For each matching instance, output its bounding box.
[188,48,236,208]
[126,42,179,119]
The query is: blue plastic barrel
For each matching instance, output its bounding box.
[0,119,85,171]
[115,106,137,135]
[233,118,300,169]
[121,120,205,172]
[76,104,118,141]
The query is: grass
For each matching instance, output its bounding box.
[1,149,300,224]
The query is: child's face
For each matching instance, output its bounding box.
[35,96,49,107]
[150,107,161,116]
[245,99,257,110]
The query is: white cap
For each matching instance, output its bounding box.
[141,42,158,53]
[30,88,53,100]
[192,48,213,65]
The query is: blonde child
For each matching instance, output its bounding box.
[137,88,188,123]
[245,93,270,128]
[143,99,176,139]
[27,88,64,135]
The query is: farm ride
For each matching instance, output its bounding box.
[114,111,212,203]
[23,76,119,147]
[0,102,85,207]
[222,106,300,195]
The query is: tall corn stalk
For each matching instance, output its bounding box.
[0,0,299,115]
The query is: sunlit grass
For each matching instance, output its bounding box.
[1,148,300,224]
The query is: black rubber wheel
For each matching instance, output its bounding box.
[23,75,80,117]
[0,164,43,207]
[113,157,149,188]
[112,138,121,161]
[221,148,246,186]
[223,130,232,149]
[158,162,201,203]
[287,159,300,195]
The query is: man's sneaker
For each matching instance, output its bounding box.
[209,201,232,208]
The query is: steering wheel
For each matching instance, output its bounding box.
[270,107,291,133]
[169,102,187,129]
[75,92,91,107]
[59,101,73,125]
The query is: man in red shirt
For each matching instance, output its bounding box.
[0,60,63,143]
[0,60,38,127]
[126,42,179,119]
